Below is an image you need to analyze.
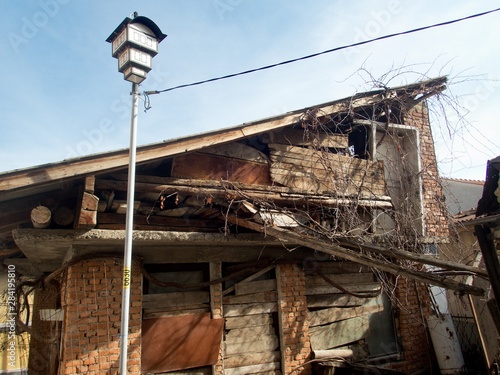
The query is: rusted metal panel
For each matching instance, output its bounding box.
[171,152,272,185]
[141,313,224,373]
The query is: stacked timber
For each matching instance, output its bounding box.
[268,143,386,196]
[306,262,383,353]
[223,271,281,375]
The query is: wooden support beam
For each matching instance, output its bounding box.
[338,240,489,278]
[224,215,484,296]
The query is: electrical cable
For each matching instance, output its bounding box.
[144,7,500,96]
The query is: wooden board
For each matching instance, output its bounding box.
[223,291,277,305]
[306,282,382,296]
[224,302,277,317]
[225,362,280,375]
[224,351,280,369]
[235,279,277,296]
[171,152,272,185]
[269,143,385,195]
[225,314,273,329]
[141,313,224,373]
[226,325,276,339]
[309,316,369,350]
[308,304,384,327]
[224,335,279,356]
[270,128,348,148]
[306,294,373,309]
[142,291,210,310]
[306,273,374,287]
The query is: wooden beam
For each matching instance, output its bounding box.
[224,215,484,296]
[339,240,489,278]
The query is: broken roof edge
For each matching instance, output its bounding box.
[0,76,447,197]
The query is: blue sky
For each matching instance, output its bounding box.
[2,0,499,180]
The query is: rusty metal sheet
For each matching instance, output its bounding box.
[141,313,224,373]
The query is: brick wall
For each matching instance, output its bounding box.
[276,263,312,375]
[405,101,450,239]
[392,277,434,373]
[59,258,142,375]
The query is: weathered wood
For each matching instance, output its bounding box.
[306,294,372,309]
[142,291,210,310]
[74,189,99,230]
[226,325,276,339]
[339,240,489,278]
[224,215,485,296]
[269,143,386,195]
[224,351,281,368]
[31,206,51,229]
[200,142,269,163]
[143,307,210,319]
[224,302,277,317]
[308,304,383,327]
[306,273,374,287]
[171,152,272,185]
[225,314,273,329]
[309,316,369,350]
[225,362,280,375]
[224,336,279,355]
[306,282,382,296]
[223,265,275,296]
[53,206,74,227]
[84,175,95,193]
[223,291,277,305]
[235,279,277,296]
[226,332,278,346]
[272,128,348,148]
[95,178,392,209]
[313,349,354,359]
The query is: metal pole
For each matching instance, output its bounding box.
[119,82,139,375]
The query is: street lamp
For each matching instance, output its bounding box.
[106,13,166,375]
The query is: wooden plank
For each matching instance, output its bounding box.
[223,265,275,296]
[224,336,279,356]
[235,279,277,296]
[224,302,277,317]
[223,291,277,305]
[224,351,280,369]
[306,273,374,287]
[142,291,210,310]
[226,325,275,339]
[272,128,348,148]
[308,304,384,327]
[171,152,272,185]
[306,294,372,308]
[225,314,273,329]
[200,142,268,163]
[225,362,280,375]
[306,282,382,296]
[84,175,95,193]
[143,307,210,319]
[226,332,278,346]
[309,316,369,350]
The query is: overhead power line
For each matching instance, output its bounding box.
[145,7,500,96]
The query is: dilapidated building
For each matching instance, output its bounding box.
[0,77,487,375]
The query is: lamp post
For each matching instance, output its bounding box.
[106,13,166,375]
